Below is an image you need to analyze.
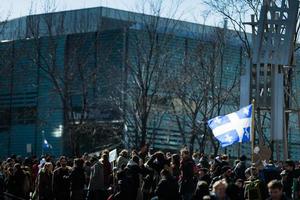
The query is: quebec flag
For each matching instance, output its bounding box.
[42,139,52,149]
[208,104,252,147]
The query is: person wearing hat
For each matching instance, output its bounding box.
[233,155,247,181]
[210,166,234,189]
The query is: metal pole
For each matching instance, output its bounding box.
[251,99,256,163]
[283,111,288,160]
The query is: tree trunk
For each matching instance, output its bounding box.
[140,120,147,148]
[189,131,196,154]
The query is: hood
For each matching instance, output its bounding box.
[127,159,138,167]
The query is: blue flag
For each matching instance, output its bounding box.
[208,105,252,147]
[42,138,52,149]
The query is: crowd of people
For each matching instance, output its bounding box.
[0,145,300,200]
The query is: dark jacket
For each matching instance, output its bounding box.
[69,167,85,191]
[155,176,180,200]
[284,170,294,198]
[102,160,112,189]
[233,161,247,180]
[125,160,142,200]
[89,161,104,191]
[7,169,26,198]
[38,170,53,200]
[52,167,70,200]
[126,160,142,189]
[199,174,211,186]
[179,158,197,194]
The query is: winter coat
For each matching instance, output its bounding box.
[69,167,85,191]
[8,170,26,198]
[52,167,70,200]
[126,160,142,189]
[233,161,247,180]
[102,160,112,189]
[125,160,142,200]
[179,158,197,194]
[155,176,180,200]
[88,161,104,191]
[38,170,53,200]
[116,156,128,170]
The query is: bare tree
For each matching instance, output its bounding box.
[168,26,240,155]
[204,0,300,157]
[24,2,113,156]
[123,0,184,148]
[202,0,263,56]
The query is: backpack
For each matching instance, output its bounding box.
[244,179,263,200]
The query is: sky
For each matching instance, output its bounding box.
[0,0,225,27]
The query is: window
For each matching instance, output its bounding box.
[0,108,10,131]
[12,106,37,124]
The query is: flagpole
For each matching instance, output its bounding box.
[251,99,255,163]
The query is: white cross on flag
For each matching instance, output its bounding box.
[208,104,253,147]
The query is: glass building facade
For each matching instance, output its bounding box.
[0,7,299,160]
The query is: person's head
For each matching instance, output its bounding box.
[203,195,211,200]
[268,180,283,200]
[198,167,208,177]
[13,163,21,173]
[90,156,98,164]
[85,161,91,167]
[240,155,247,162]
[120,150,128,158]
[44,162,53,172]
[101,150,109,161]
[101,153,109,162]
[245,166,258,179]
[82,153,90,161]
[194,181,209,199]
[59,156,67,168]
[74,158,84,168]
[221,154,228,161]
[6,158,15,167]
[213,179,228,199]
[193,152,200,159]
[171,154,180,166]
[181,148,190,160]
[221,166,232,178]
[284,160,295,172]
[131,149,139,157]
[155,151,165,163]
[132,155,140,165]
[235,179,244,188]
